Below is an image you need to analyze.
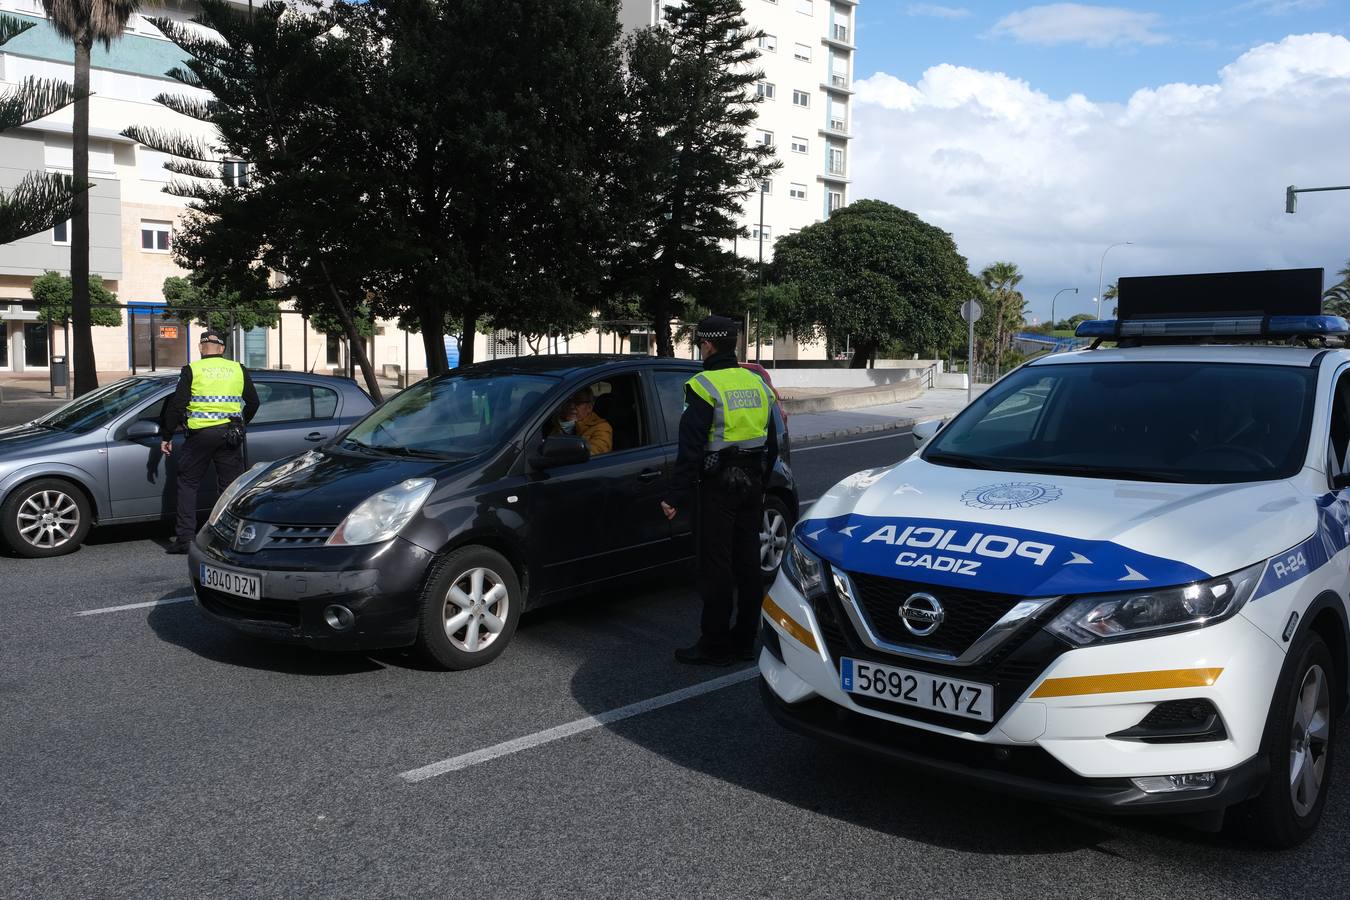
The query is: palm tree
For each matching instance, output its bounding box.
[1324,261,1350,318]
[980,261,1024,374]
[41,0,139,396]
[0,14,79,244]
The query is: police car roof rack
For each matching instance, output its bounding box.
[1077,268,1337,348]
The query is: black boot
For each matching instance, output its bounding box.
[674,642,734,667]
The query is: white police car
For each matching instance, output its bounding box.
[759,269,1350,846]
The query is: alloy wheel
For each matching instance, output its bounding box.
[1290,663,1332,817]
[760,507,788,573]
[16,489,81,551]
[441,566,510,653]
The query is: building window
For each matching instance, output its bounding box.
[790,136,808,154]
[52,220,69,245]
[751,225,772,242]
[792,90,810,107]
[140,220,171,252]
[797,0,812,14]
[831,22,848,42]
[628,332,651,354]
[222,159,249,188]
[758,33,776,52]
[755,129,774,147]
[828,146,845,175]
[790,183,807,200]
[828,190,843,214]
[794,43,812,62]
[756,81,775,100]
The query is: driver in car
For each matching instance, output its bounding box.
[549,386,612,456]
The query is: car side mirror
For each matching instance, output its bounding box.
[126,420,160,440]
[1334,472,1350,491]
[912,419,943,449]
[530,435,590,469]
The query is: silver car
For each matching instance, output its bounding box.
[0,371,374,557]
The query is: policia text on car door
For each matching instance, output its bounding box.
[661,316,779,666]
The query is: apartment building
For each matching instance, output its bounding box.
[0,0,439,379]
[621,0,855,251]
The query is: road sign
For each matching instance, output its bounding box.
[961,300,982,323]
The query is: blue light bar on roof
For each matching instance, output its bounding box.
[1074,315,1350,339]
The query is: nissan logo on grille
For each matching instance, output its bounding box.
[899,592,945,636]
[236,524,257,550]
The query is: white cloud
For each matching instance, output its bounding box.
[1234,0,1329,14]
[989,4,1170,47]
[850,33,1350,320]
[906,4,971,18]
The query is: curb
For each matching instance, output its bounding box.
[792,414,946,445]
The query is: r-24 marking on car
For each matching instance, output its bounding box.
[1272,551,1308,579]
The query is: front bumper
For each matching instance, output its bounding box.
[188,528,435,650]
[759,572,1286,813]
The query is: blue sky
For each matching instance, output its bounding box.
[848,2,1350,325]
[857,1,1350,101]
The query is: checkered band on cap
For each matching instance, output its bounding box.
[695,316,737,340]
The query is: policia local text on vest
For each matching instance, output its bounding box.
[159,329,260,554]
[661,315,779,666]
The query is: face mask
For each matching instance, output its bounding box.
[559,419,576,434]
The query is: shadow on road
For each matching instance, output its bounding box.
[145,590,386,676]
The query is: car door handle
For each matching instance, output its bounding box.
[638,469,662,482]
[304,432,326,442]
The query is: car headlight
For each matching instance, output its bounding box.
[207,461,270,526]
[327,478,435,546]
[1046,561,1265,646]
[782,532,827,600]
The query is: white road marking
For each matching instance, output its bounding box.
[75,594,194,617]
[794,430,914,453]
[399,666,760,782]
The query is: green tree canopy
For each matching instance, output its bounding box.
[770,200,970,368]
[1324,262,1350,318]
[616,0,778,356]
[162,275,279,332]
[978,261,1027,373]
[31,270,121,327]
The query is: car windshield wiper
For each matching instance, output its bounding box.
[923,451,996,470]
[368,444,451,460]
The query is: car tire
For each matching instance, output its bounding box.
[414,545,523,670]
[1229,631,1337,848]
[0,478,93,558]
[760,494,793,583]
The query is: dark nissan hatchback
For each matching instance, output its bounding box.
[189,355,798,668]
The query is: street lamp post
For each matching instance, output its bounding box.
[756,182,766,364]
[1097,242,1133,319]
[1050,287,1078,332]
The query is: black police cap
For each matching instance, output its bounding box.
[200,328,226,346]
[695,315,739,341]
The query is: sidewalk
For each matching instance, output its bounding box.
[786,387,985,444]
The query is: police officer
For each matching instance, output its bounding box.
[661,315,779,666]
[159,329,259,554]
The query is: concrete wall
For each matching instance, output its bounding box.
[769,367,928,389]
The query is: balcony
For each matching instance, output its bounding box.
[831,24,848,42]
[829,117,846,132]
[831,73,848,88]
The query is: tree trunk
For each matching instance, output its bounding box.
[318,263,382,402]
[416,299,448,377]
[70,36,97,397]
[458,308,477,367]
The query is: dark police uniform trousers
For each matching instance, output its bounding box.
[697,453,766,654]
[174,424,244,545]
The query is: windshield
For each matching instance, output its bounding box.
[35,378,167,434]
[924,361,1317,484]
[342,371,558,459]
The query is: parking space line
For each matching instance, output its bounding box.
[75,595,194,617]
[399,666,760,782]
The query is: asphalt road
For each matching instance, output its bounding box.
[2,429,1346,899]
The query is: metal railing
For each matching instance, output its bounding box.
[829,117,847,132]
[830,73,848,88]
